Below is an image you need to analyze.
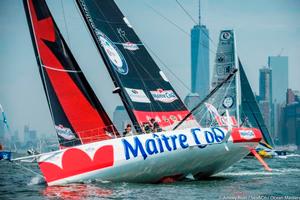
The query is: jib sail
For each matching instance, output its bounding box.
[239,59,274,146]
[24,0,118,148]
[76,0,198,132]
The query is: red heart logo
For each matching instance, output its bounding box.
[39,145,114,183]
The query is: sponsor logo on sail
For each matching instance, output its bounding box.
[222,96,234,108]
[221,31,231,40]
[217,55,225,63]
[125,87,151,103]
[55,125,76,140]
[239,130,255,140]
[97,30,128,75]
[150,89,178,103]
[122,42,139,51]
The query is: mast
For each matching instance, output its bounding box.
[198,0,201,25]
[233,30,240,126]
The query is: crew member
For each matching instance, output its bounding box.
[123,124,133,137]
[150,118,162,132]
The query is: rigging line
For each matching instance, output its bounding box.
[144,2,217,55]
[61,0,71,45]
[42,65,82,73]
[143,42,191,93]
[174,0,218,49]
[144,2,189,35]
[175,0,197,24]
[173,68,238,130]
[13,161,44,178]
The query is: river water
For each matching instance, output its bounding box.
[0,154,299,199]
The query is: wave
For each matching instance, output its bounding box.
[217,171,276,176]
[285,153,300,158]
[218,167,300,177]
[27,176,45,185]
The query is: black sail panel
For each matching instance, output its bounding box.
[239,59,274,146]
[76,0,198,131]
[24,0,118,148]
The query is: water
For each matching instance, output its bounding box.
[1,155,300,199]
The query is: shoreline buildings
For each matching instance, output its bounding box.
[258,56,290,147]
[279,89,300,149]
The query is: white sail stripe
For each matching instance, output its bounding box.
[42,65,82,73]
[113,42,143,46]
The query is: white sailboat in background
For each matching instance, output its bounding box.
[196,29,275,158]
[0,103,12,161]
[7,0,265,186]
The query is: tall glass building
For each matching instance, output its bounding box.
[268,56,288,104]
[259,66,272,102]
[268,56,288,141]
[259,66,273,133]
[191,24,209,100]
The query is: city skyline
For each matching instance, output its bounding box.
[0,0,299,137]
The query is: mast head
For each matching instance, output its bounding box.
[198,0,201,25]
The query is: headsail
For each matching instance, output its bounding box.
[76,0,198,132]
[211,30,239,125]
[0,104,9,130]
[239,59,274,146]
[23,0,118,148]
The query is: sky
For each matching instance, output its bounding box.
[0,0,299,141]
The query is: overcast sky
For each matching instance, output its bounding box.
[0,0,299,140]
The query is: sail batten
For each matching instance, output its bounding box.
[76,0,198,132]
[24,0,118,148]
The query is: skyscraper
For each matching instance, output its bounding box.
[191,1,209,100]
[269,56,288,142]
[269,56,288,104]
[258,66,272,133]
[113,105,131,135]
[259,66,272,102]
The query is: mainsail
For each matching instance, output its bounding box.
[211,30,239,125]
[239,59,274,146]
[23,0,118,148]
[76,0,198,132]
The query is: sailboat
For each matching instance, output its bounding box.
[207,29,274,156]
[13,0,263,186]
[0,103,12,161]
